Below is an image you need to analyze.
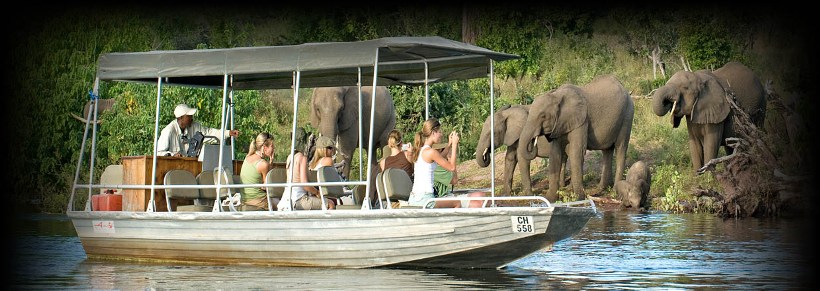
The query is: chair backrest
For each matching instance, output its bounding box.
[213,167,236,198]
[163,169,201,199]
[307,169,318,183]
[375,171,386,201]
[265,168,287,199]
[197,170,217,199]
[316,166,346,198]
[232,174,245,195]
[99,164,123,195]
[383,168,412,201]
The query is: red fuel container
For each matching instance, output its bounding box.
[92,193,123,211]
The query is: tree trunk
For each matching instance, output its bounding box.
[648,45,664,79]
[461,4,478,44]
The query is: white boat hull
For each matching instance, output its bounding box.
[68,206,595,269]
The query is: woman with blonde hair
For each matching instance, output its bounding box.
[309,136,338,170]
[277,128,335,211]
[409,118,486,208]
[239,132,276,210]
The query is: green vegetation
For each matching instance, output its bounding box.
[9,6,811,214]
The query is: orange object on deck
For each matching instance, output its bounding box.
[92,193,123,211]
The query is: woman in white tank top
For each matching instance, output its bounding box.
[408,118,486,208]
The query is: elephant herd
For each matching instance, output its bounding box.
[476,61,767,207]
[308,61,767,208]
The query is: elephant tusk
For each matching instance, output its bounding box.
[482,147,489,158]
[670,100,677,126]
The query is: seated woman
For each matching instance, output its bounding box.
[277,128,334,211]
[379,129,414,180]
[408,118,486,208]
[239,132,277,210]
[308,136,339,209]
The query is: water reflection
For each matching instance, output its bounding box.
[518,211,812,289]
[12,211,814,289]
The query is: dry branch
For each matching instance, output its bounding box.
[697,84,807,218]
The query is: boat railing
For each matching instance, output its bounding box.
[422,196,597,210]
[75,180,366,192]
[423,195,553,209]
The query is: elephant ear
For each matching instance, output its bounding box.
[502,107,526,145]
[553,87,588,136]
[691,72,731,124]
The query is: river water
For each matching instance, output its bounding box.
[11,210,815,290]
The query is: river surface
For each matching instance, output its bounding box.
[11,210,815,290]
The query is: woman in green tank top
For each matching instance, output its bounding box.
[240,132,275,210]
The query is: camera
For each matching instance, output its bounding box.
[401,143,410,151]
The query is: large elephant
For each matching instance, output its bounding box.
[652,61,766,171]
[519,75,634,202]
[475,104,564,196]
[310,86,396,198]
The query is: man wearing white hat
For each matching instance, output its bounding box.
[156,104,240,157]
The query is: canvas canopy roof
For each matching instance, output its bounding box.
[96,36,519,89]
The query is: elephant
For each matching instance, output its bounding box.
[519,74,634,202]
[652,61,767,171]
[615,160,651,210]
[310,86,396,199]
[475,104,566,196]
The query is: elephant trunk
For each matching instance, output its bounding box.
[475,125,493,168]
[475,147,491,168]
[652,86,676,117]
[652,86,684,128]
[518,124,538,161]
[319,114,339,145]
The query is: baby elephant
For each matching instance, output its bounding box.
[615,161,651,210]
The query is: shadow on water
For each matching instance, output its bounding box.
[11,211,815,289]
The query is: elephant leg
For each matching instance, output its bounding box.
[598,148,614,191]
[567,130,587,200]
[702,123,724,167]
[560,155,569,187]
[614,139,628,185]
[518,157,533,196]
[503,149,518,196]
[546,143,563,202]
[687,127,705,171]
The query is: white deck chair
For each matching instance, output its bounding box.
[381,168,415,209]
[163,169,210,212]
[316,166,346,210]
[265,168,287,200]
[196,170,217,200]
[214,167,241,211]
[99,164,123,195]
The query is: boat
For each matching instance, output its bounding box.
[67,36,597,269]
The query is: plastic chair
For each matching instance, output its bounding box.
[99,164,123,195]
[163,169,210,212]
[265,168,287,199]
[214,167,241,211]
[316,166,346,210]
[382,168,413,209]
